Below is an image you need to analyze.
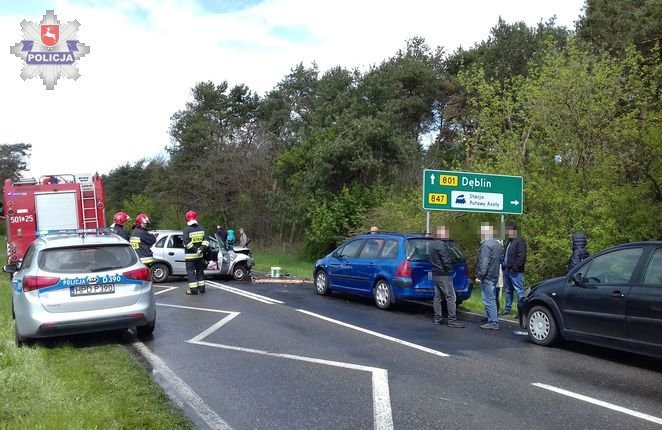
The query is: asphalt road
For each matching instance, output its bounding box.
[135,278,662,430]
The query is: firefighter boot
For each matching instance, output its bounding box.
[186,283,199,295]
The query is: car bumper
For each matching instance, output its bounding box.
[14,292,156,339]
[393,278,473,301]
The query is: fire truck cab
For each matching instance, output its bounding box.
[4,173,106,264]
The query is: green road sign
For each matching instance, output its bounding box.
[422,169,523,215]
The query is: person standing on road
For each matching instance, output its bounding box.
[183,210,209,295]
[110,211,131,241]
[566,232,589,274]
[476,223,503,330]
[238,227,249,247]
[370,226,379,234]
[430,225,465,328]
[216,225,228,244]
[130,213,156,266]
[502,222,527,316]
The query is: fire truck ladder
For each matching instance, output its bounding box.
[79,181,100,229]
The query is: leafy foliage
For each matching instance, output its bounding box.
[99,7,661,285]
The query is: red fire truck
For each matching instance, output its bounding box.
[3,173,106,264]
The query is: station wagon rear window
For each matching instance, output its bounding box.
[38,245,138,273]
[407,239,465,263]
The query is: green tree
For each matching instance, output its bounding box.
[0,143,31,182]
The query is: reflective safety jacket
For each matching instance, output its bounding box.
[130,226,156,264]
[183,223,209,260]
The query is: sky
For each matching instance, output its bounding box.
[0,0,585,178]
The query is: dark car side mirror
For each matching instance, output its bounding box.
[331,251,340,258]
[3,264,18,273]
[571,272,584,286]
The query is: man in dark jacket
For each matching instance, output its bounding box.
[566,232,589,274]
[476,223,503,330]
[184,211,210,295]
[129,213,156,266]
[110,211,131,241]
[430,225,464,328]
[502,222,527,316]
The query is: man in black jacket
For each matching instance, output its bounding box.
[129,213,156,266]
[430,225,464,328]
[566,232,589,273]
[185,211,210,295]
[502,222,527,316]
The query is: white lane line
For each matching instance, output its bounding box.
[154,286,178,296]
[297,309,450,358]
[206,281,284,305]
[189,312,240,343]
[157,302,234,314]
[532,383,662,425]
[190,340,393,430]
[132,341,233,430]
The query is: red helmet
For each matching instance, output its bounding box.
[113,211,131,225]
[135,213,150,226]
[185,210,197,222]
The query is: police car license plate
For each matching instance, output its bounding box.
[70,284,115,296]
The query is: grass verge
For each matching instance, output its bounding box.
[459,285,520,320]
[0,278,193,429]
[252,249,315,280]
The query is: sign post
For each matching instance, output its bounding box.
[422,170,523,215]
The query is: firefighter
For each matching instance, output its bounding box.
[130,213,156,266]
[183,210,209,295]
[110,211,131,240]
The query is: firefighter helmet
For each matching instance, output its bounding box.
[113,211,131,225]
[135,213,150,226]
[185,210,197,222]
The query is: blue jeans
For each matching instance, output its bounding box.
[504,271,525,312]
[480,278,498,324]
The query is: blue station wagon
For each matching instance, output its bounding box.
[313,232,473,309]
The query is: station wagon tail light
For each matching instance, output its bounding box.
[123,267,152,281]
[395,259,411,278]
[22,275,60,292]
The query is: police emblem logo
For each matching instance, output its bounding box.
[40,25,60,47]
[10,10,90,90]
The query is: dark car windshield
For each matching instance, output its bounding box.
[406,238,466,263]
[38,245,138,273]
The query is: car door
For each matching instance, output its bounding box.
[562,247,643,339]
[627,246,662,346]
[352,238,387,294]
[164,234,186,275]
[326,239,365,290]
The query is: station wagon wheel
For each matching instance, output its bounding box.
[374,280,394,310]
[150,263,169,283]
[527,305,558,346]
[232,264,248,281]
[315,270,330,295]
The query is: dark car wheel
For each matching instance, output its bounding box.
[527,305,558,346]
[150,263,170,283]
[14,321,28,347]
[232,264,248,281]
[137,320,156,339]
[374,280,394,310]
[315,270,330,295]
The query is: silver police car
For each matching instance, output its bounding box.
[4,230,156,346]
